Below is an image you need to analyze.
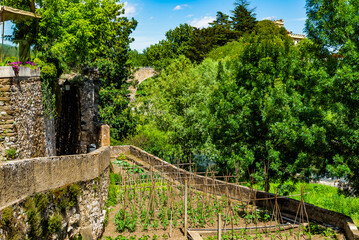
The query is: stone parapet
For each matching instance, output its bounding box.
[0,146,110,210]
[0,66,40,78]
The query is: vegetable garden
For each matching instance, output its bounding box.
[103,155,343,240]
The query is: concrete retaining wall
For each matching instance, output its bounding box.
[113,145,359,240]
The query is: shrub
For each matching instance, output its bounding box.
[1,207,13,226]
[25,197,42,238]
[48,213,63,234]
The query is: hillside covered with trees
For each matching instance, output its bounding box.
[124,0,359,199]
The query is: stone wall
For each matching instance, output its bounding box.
[79,69,100,153]
[112,145,359,240]
[0,146,110,239]
[0,168,109,240]
[0,66,56,160]
[0,146,110,209]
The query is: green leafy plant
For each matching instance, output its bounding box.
[5,148,16,160]
[48,213,63,234]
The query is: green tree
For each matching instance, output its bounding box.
[36,0,137,70]
[305,0,359,53]
[143,40,176,70]
[133,56,218,162]
[165,23,194,55]
[210,11,231,28]
[207,20,319,190]
[230,0,257,36]
[305,0,359,196]
[128,50,147,67]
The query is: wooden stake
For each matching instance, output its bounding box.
[169,181,173,238]
[185,178,188,238]
[218,213,222,240]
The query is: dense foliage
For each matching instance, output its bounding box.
[4,0,138,140]
[128,0,359,196]
[138,0,256,69]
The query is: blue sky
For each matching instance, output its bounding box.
[124,0,307,52]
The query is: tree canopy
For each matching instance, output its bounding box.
[141,0,257,69]
[4,0,138,141]
[128,15,359,197]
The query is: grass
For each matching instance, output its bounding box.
[252,181,359,228]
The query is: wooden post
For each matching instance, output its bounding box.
[184,178,188,238]
[1,17,4,63]
[218,213,222,240]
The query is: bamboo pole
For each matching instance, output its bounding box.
[1,17,4,62]
[218,213,222,240]
[184,178,188,238]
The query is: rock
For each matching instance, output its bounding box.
[80,225,94,240]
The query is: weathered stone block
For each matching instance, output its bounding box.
[0,86,10,92]
[99,125,110,147]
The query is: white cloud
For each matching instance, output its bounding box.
[186,14,194,18]
[124,2,136,17]
[173,4,189,11]
[189,16,216,28]
[295,17,306,21]
[262,16,276,21]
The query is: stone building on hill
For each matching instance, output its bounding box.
[274,19,305,45]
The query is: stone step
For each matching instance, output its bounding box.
[0,129,15,134]
[4,132,16,137]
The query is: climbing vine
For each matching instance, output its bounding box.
[35,59,60,118]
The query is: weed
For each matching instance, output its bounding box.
[48,213,63,234]
[5,148,16,159]
[25,197,42,238]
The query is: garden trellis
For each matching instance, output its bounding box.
[107,155,339,240]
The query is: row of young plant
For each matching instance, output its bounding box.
[105,233,170,240]
[204,223,338,240]
[111,158,283,234]
[106,157,341,240]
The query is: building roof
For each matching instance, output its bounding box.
[0,6,41,22]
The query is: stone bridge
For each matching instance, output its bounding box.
[128,67,155,102]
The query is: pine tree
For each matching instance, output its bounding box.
[230,0,257,35]
[210,11,231,28]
